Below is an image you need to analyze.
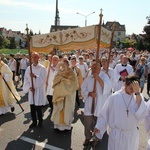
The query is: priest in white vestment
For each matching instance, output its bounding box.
[46,55,59,115]
[81,63,111,146]
[51,59,78,131]
[94,75,147,150]
[23,52,47,128]
[100,56,117,93]
[114,55,133,92]
[0,59,20,115]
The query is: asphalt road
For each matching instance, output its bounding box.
[0,83,149,150]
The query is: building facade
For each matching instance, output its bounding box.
[103,21,126,42]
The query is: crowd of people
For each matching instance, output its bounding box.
[0,48,150,149]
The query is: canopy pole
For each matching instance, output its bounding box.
[26,24,35,104]
[0,71,24,112]
[91,9,103,114]
[45,48,55,91]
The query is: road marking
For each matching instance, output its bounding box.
[19,136,64,150]
[0,127,3,132]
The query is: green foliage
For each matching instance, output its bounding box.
[9,37,16,49]
[0,49,28,55]
[4,38,10,48]
[143,17,150,50]
[120,38,130,48]
[0,35,4,48]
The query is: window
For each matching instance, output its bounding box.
[118,32,121,36]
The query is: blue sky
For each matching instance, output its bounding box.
[0,0,149,35]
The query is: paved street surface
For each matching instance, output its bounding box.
[0,83,149,150]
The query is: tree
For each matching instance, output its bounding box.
[4,38,10,48]
[19,39,22,48]
[143,15,150,50]
[0,35,4,48]
[9,37,16,49]
[132,34,145,50]
[30,29,34,36]
[144,16,150,38]
[121,37,130,48]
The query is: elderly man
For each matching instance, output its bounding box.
[70,56,83,107]
[46,55,59,115]
[0,58,20,115]
[101,56,117,93]
[23,52,47,128]
[51,59,78,131]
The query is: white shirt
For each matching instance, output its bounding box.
[20,58,29,70]
[8,59,16,71]
[46,65,58,95]
[23,63,47,106]
[77,62,88,78]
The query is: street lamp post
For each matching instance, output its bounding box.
[76,11,95,26]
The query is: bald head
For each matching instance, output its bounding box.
[31,52,40,65]
[91,63,101,74]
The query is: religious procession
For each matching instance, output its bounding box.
[1,45,150,150]
[1,16,150,150]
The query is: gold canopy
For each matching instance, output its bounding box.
[31,25,112,52]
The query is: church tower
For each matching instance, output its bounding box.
[54,0,60,31]
[50,0,78,32]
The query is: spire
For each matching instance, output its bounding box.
[55,0,60,31]
[102,20,104,26]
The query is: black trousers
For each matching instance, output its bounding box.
[30,105,43,123]
[47,95,53,110]
[76,90,80,106]
[147,74,150,92]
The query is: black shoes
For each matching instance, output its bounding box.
[29,121,43,128]
[37,121,43,128]
[11,107,15,112]
[29,122,37,128]
[83,139,90,147]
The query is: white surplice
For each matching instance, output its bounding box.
[114,64,133,91]
[81,71,111,117]
[95,89,147,150]
[45,66,58,96]
[101,67,117,92]
[23,63,47,106]
[144,100,150,150]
